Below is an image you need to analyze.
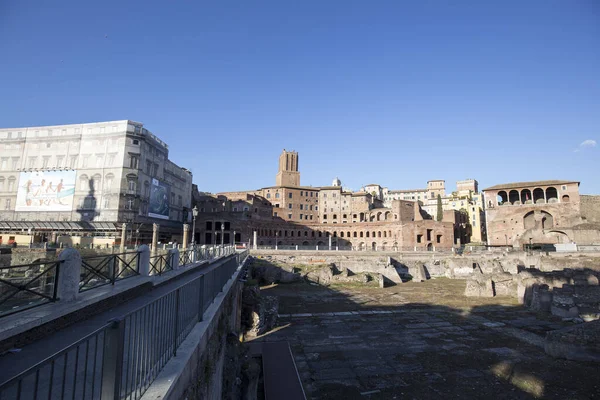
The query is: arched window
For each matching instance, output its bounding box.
[541,211,554,229]
[360,232,364,238]
[366,231,370,238]
[333,214,337,219]
[521,189,532,204]
[343,214,347,219]
[318,231,322,237]
[378,231,382,238]
[347,231,351,238]
[275,193,280,198]
[523,211,535,229]
[509,190,520,205]
[497,191,508,205]
[533,188,545,204]
[267,193,271,199]
[383,231,387,238]
[340,231,344,238]
[562,195,570,203]
[546,187,558,203]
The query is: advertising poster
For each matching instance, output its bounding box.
[148,178,170,220]
[15,171,76,212]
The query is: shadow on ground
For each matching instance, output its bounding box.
[249,275,599,400]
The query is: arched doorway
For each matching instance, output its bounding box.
[427,243,433,251]
[371,242,377,251]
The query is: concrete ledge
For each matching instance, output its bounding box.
[141,258,245,400]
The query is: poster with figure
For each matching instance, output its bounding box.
[148,178,170,220]
[15,171,76,211]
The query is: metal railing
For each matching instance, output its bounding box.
[178,249,194,266]
[148,254,172,276]
[0,250,249,400]
[80,252,140,292]
[0,260,63,318]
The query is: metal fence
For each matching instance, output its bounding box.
[80,252,141,292]
[0,259,63,318]
[0,250,248,400]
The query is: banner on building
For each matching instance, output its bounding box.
[148,178,170,220]
[15,171,76,212]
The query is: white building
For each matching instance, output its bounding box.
[0,120,192,242]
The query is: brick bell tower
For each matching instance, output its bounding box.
[275,149,300,187]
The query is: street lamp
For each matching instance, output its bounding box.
[192,206,198,246]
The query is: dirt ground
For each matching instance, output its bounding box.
[250,278,600,399]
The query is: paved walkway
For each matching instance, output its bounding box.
[251,281,600,399]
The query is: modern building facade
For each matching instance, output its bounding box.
[0,120,192,243]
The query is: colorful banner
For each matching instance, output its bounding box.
[15,171,76,212]
[148,178,170,220]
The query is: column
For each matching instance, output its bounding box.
[182,224,189,250]
[120,223,127,253]
[253,231,257,250]
[152,223,160,256]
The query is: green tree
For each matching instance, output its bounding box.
[436,194,443,221]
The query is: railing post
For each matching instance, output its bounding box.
[173,288,180,356]
[138,245,150,276]
[57,248,81,302]
[101,319,125,400]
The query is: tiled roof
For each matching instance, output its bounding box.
[483,180,579,191]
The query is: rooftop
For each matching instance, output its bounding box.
[483,180,579,191]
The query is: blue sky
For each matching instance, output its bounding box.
[1,1,598,194]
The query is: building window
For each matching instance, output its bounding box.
[266,193,271,199]
[288,213,292,219]
[310,192,313,197]
[274,212,278,217]
[275,193,280,199]
[289,193,292,199]
[28,157,37,168]
[4,199,11,210]
[300,191,303,196]
[300,204,303,210]
[288,203,292,209]
[132,139,140,145]
[0,178,4,191]
[417,234,423,243]
[82,155,90,168]
[70,156,78,169]
[300,214,303,219]
[129,156,139,169]
[128,180,136,191]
